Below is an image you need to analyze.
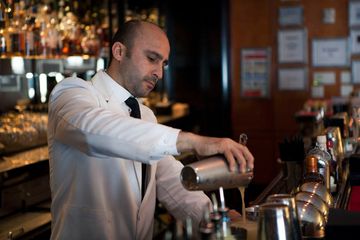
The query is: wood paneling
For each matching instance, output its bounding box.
[230,0,349,184]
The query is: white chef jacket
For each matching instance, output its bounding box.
[47,70,211,240]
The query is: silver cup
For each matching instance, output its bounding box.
[295,191,329,221]
[296,200,326,238]
[299,182,334,207]
[180,154,253,191]
[266,194,302,239]
[245,205,260,221]
[257,202,294,240]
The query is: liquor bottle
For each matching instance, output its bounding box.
[326,130,342,193]
[0,3,6,57]
[38,2,50,57]
[39,21,48,57]
[3,0,13,57]
[303,155,325,185]
[0,20,6,57]
[199,203,215,240]
[47,16,60,57]
[307,135,331,191]
[209,193,221,238]
[9,0,26,56]
[24,17,35,56]
[25,2,41,57]
[70,24,83,55]
[81,25,100,56]
[174,219,184,240]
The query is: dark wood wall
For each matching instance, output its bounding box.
[230,0,350,185]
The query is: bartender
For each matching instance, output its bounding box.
[47,20,254,240]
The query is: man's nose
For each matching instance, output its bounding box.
[154,65,163,80]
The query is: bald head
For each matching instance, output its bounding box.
[109,20,168,63]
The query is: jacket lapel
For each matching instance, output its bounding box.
[133,161,142,195]
[91,71,142,199]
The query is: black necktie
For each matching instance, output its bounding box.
[125,97,147,200]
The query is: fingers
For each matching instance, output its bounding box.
[224,140,254,173]
[241,145,255,170]
[224,151,237,172]
[232,146,247,173]
[183,134,255,173]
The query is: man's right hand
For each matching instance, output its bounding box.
[176,132,254,173]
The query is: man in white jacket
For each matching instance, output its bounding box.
[48,20,254,240]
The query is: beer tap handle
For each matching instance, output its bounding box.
[211,193,218,213]
[239,133,252,173]
[219,186,226,210]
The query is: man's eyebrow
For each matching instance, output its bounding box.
[146,50,169,66]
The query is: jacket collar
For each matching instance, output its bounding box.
[91,70,132,103]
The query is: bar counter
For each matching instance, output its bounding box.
[1,106,359,239]
[0,146,51,240]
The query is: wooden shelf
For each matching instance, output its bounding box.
[0,202,51,240]
[0,146,49,173]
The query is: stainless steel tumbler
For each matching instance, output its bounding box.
[257,202,294,240]
[266,194,302,240]
[180,154,253,191]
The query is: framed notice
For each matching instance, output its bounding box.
[278,68,307,90]
[323,8,336,24]
[312,38,349,67]
[341,70,351,84]
[349,1,360,27]
[313,72,336,85]
[278,29,307,64]
[241,48,271,98]
[350,29,360,54]
[341,85,354,97]
[352,60,360,83]
[279,6,303,26]
[312,86,324,98]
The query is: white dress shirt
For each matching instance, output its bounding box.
[47,70,210,240]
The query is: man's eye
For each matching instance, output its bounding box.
[148,56,156,62]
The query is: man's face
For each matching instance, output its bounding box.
[119,24,170,98]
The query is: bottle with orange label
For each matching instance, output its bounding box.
[303,155,326,185]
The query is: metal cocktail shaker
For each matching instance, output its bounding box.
[180,154,253,191]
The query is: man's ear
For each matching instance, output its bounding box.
[112,42,125,61]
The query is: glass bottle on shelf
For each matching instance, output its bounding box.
[24,17,35,56]
[59,10,79,56]
[302,155,325,185]
[326,131,339,193]
[81,25,100,56]
[9,0,26,56]
[47,16,60,57]
[307,135,331,191]
[0,20,6,57]
[26,3,41,57]
[39,21,48,57]
[3,0,12,57]
[0,0,7,56]
[38,2,50,57]
[1,0,110,58]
